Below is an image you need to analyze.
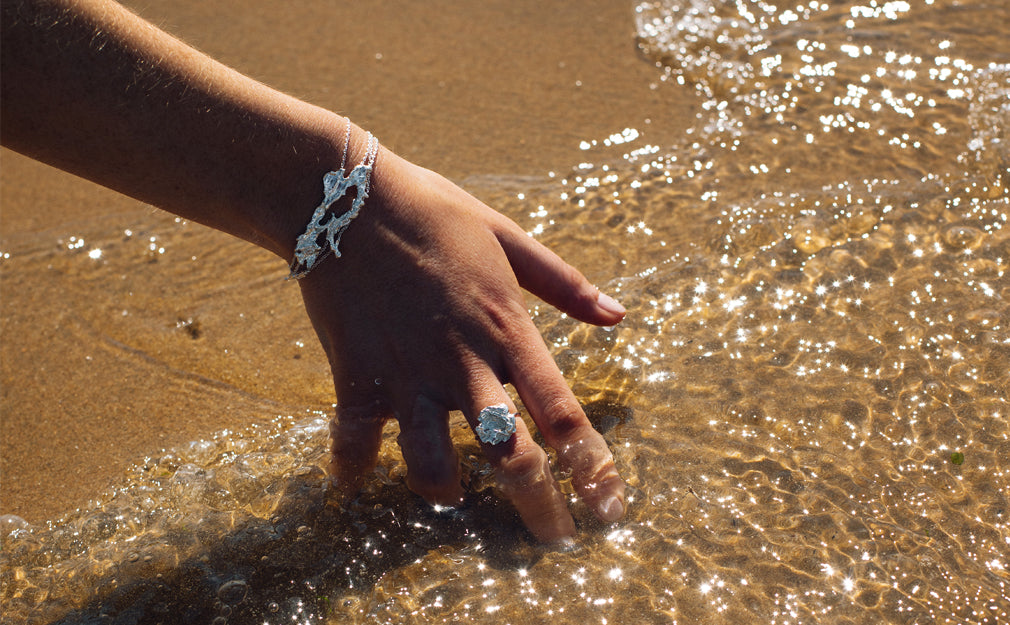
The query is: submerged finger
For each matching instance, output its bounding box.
[505,327,626,524]
[396,394,464,507]
[460,369,576,544]
[329,401,390,499]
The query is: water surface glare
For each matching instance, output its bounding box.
[2,0,1009,623]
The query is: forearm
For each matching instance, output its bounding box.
[1,0,360,259]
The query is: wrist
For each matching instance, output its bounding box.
[253,113,376,262]
[286,119,380,279]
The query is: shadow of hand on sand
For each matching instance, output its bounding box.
[49,476,528,624]
[49,400,635,625]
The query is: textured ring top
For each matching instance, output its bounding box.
[475,403,517,445]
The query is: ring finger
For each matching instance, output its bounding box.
[459,366,576,544]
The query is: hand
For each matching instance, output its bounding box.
[0,0,625,542]
[297,145,627,543]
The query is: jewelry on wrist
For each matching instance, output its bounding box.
[287,119,379,279]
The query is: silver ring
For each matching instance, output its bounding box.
[475,403,516,445]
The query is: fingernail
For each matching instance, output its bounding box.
[597,292,626,317]
[599,496,625,522]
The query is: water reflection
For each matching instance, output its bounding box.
[2,0,1009,623]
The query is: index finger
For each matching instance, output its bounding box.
[505,324,626,524]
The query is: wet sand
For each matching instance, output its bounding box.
[0,0,696,521]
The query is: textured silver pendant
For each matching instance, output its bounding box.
[288,163,373,278]
[288,127,379,280]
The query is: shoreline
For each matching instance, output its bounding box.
[0,0,697,522]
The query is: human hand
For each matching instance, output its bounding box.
[0,0,622,543]
[296,145,627,543]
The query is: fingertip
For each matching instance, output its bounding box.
[398,394,465,507]
[327,468,364,500]
[406,475,466,508]
[327,449,371,500]
[595,291,627,324]
[550,429,627,525]
[401,438,465,507]
[576,464,626,524]
[328,402,387,499]
[598,496,624,523]
[527,508,578,544]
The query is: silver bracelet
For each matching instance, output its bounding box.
[287,119,379,279]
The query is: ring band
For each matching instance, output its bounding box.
[475,403,517,445]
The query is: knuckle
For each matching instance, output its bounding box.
[568,446,618,490]
[559,263,596,309]
[407,472,461,506]
[336,400,389,424]
[540,393,589,441]
[483,296,528,339]
[495,447,551,496]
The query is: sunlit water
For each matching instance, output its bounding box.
[3,1,1008,623]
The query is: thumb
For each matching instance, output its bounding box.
[496,223,626,326]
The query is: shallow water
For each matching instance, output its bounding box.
[2,0,1009,623]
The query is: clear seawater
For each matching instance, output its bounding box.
[2,1,1008,623]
